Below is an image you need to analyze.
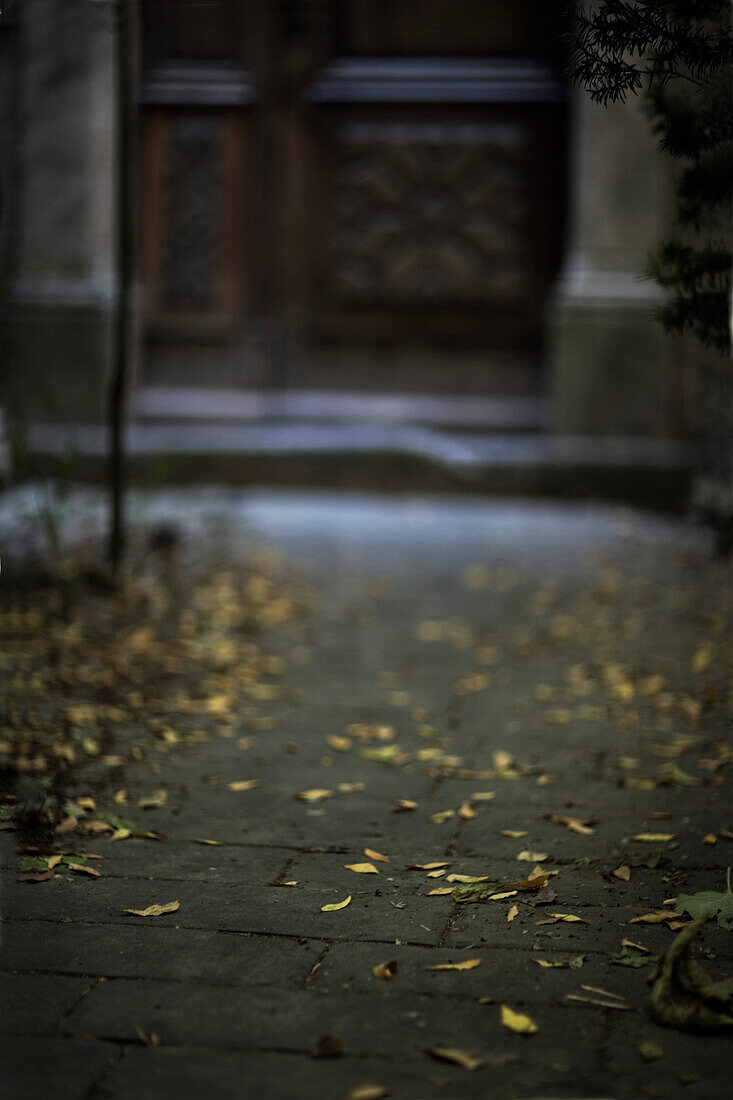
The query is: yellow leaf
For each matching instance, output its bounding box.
[429,958,481,972]
[458,802,476,820]
[191,838,220,846]
[446,874,488,884]
[703,833,717,845]
[407,861,449,870]
[372,960,397,980]
[359,744,402,762]
[283,881,299,887]
[76,797,96,811]
[296,788,334,802]
[507,904,519,922]
[631,833,674,842]
[425,1047,483,1071]
[347,1087,388,1100]
[427,887,455,895]
[472,791,495,801]
[537,913,589,925]
[430,810,455,824]
[326,735,352,752]
[501,1005,538,1035]
[46,855,62,870]
[345,862,379,874]
[693,643,714,673]
[612,865,631,881]
[67,863,101,877]
[321,895,351,912]
[228,779,261,792]
[487,890,518,900]
[124,900,179,917]
[364,848,389,863]
[549,814,594,836]
[138,789,167,809]
[392,799,417,812]
[110,828,131,841]
[427,869,446,878]
[113,789,127,804]
[500,829,527,838]
[517,850,548,862]
[629,911,678,925]
[493,750,514,770]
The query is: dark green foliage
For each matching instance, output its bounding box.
[566,1,732,354]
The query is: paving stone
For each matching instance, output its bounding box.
[0,973,91,1035]
[0,1036,118,1100]
[1,921,320,985]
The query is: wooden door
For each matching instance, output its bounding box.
[138,1,567,422]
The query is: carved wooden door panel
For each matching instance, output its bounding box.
[139,1,566,420]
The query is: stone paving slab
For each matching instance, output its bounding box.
[1,491,731,1100]
[1,921,320,985]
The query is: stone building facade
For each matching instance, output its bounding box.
[0,0,698,492]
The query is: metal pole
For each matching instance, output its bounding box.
[109,0,132,580]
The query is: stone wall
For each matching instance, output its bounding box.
[2,0,116,425]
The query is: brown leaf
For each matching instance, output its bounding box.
[124,900,180,917]
[549,814,594,836]
[429,959,481,972]
[372,960,398,980]
[630,911,680,925]
[612,865,631,881]
[425,1047,483,1071]
[364,848,389,863]
[507,905,519,922]
[67,863,101,877]
[19,869,55,883]
[312,1034,341,1058]
[55,815,79,835]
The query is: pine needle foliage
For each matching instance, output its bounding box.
[566,1,732,354]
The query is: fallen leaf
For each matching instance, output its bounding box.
[228,779,261,792]
[632,833,674,842]
[612,865,631,882]
[124,900,179,917]
[312,1034,341,1058]
[517,850,548,862]
[76,797,96,811]
[638,1041,664,1061]
[612,944,659,968]
[537,913,589,925]
[676,885,733,931]
[46,855,62,870]
[364,848,389,863]
[427,887,455,896]
[446,874,488,884]
[430,810,455,824]
[493,750,513,770]
[472,791,495,801]
[429,959,481,972]
[321,896,351,912]
[566,993,630,1011]
[507,905,519,922]
[425,1047,483,1070]
[282,881,299,887]
[344,862,379,874]
[296,787,336,802]
[427,869,446,878]
[326,735,352,752]
[406,861,449,871]
[458,802,476,820]
[550,814,594,836]
[338,782,365,794]
[56,815,79,835]
[650,916,733,1030]
[392,800,417,812]
[533,956,585,969]
[703,833,718,845]
[191,838,221,846]
[19,870,55,883]
[138,789,167,809]
[630,911,680,925]
[500,829,527,838]
[372,960,398,980]
[501,1005,537,1035]
[346,1087,388,1100]
[67,863,101,877]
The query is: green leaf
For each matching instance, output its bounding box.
[676,890,733,931]
[611,946,660,969]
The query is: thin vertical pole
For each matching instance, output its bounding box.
[109,0,132,580]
